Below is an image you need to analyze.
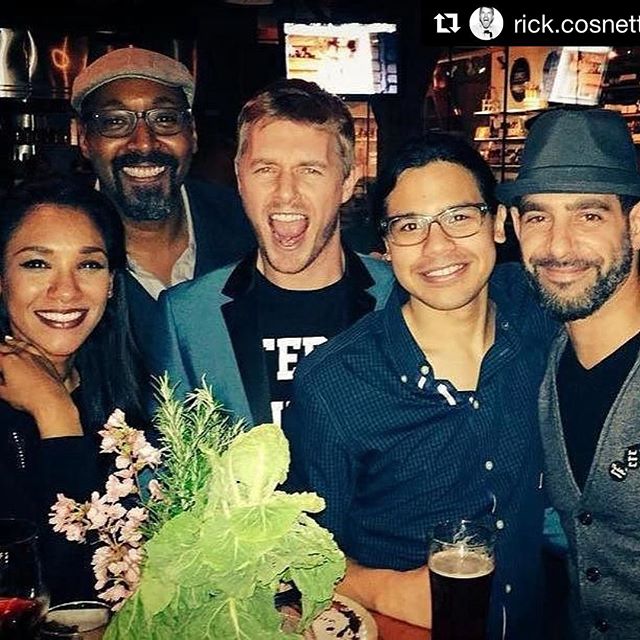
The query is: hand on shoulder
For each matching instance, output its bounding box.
[0,336,82,438]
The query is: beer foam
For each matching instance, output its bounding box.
[429,548,494,579]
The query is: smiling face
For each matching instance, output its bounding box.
[0,205,112,371]
[513,193,639,321]
[384,161,505,314]
[235,118,356,289]
[78,78,197,223]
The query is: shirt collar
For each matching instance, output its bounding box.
[380,285,518,402]
[221,245,375,299]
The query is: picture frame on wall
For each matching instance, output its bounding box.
[549,46,611,106]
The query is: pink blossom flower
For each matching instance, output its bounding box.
[148,479,164,501]
[52,408,162,611]
[105,409,127,429]
[105,475,136,502]
[119,508,147,545]
[49,494,89,543]
[99,584,130,608]
[92,546,113,589]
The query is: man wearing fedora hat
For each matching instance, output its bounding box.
[498,107,640,639]
[71,48,255,359]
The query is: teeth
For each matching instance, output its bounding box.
[38,311,83,323]
[122,166,165,178]
[427,264,464,277]
[270,213,305,222]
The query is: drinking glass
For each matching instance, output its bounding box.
[0,518,49,639]
[428,519,495,640]
[40,601,110,640]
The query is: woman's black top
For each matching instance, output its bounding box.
[0,387,110,604]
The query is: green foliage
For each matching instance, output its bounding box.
[104,377,345,639]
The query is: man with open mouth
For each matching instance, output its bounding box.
[150,79,394,426]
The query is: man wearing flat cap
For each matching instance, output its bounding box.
[497,107,640,639]
[71,47,255,359]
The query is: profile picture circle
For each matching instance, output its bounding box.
[469,6,504,40]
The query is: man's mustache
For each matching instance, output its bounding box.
[531,257,601,270]
[112,152,178,172]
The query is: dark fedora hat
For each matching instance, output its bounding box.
[496,108,640,205]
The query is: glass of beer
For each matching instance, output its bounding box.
[428,519,495,640]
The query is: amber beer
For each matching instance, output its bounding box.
[428,521,495,640]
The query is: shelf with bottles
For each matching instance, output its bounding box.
[474,114,527,166]
[473,136,526,142]
[347,101,378,180]
[473,85,552,176]
[473,107,547,116]
[603,103,640,144]
[478,142,523,168]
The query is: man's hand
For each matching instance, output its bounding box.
[336,558,431,628]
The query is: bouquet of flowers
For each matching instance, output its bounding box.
[50,376,345,639]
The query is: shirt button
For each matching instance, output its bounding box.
[504,583,512,594]
[586,567,601,583]
[578,511,593,525]
[472,399,480,409]
[485,460,494,471]
[501,321,510,330]
[400,375,408,383]
[420,364,430,375]
[595,619,609,632]
[496,519,505,530]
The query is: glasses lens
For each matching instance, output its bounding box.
[440,206,483,238]
[389,216,428,246]
[93,110,136,138]
[147,109,188,135]
[90,109,189,138]
[387,206,485,245]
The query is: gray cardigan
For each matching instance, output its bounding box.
[540,331,640,640]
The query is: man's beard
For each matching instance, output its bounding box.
[525,234,634,322]
[109,152,181,222]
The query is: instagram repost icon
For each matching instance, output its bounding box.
[469,7,504,40]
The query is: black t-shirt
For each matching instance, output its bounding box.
[255,270,349,423]
[558,331,640,491]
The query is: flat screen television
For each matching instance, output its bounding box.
[283,22,398,96]
[548,46,610,106]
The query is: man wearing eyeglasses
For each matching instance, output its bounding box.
[71,48,255,359]
[282,132,558,639]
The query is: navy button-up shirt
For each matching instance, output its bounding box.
[283,263,558,640]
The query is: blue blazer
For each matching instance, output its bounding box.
[150,249,395,426]
[124,178,256,361]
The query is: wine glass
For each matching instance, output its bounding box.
[0,518,49,639]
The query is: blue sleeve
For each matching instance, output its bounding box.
[147,290,195,407]
[282,376,357,546]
